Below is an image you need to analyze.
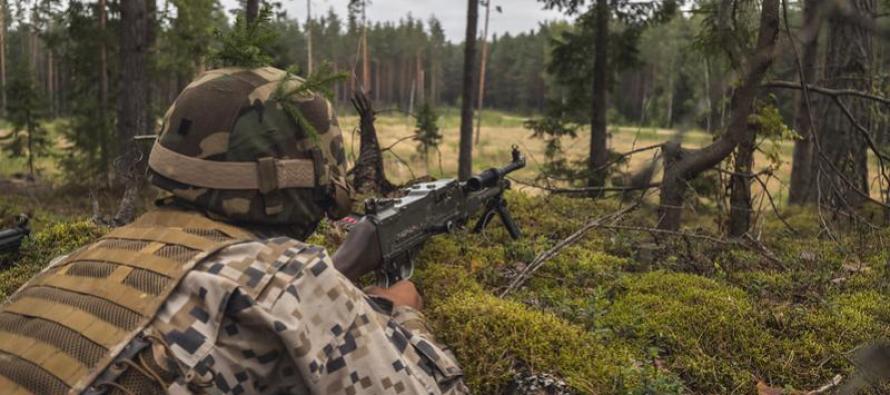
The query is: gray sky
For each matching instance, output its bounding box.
[220,0,569,42]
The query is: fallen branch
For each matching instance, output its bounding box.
[807,374,843,395]
[508,177,661,195]
[596,224,785,267]
[500,204,638,297]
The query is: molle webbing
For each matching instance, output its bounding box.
[0,210,252,395]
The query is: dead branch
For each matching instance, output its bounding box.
[350,91,396,194]
[591,143,663,173]
[500,204,638,297]
[508,177,660,195]
[807,374,843,395]
[597,224,785,267]
[765,80,890,106]
[380,135,417,153]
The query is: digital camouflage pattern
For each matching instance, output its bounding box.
[144,237,469,394]
[148,67,351,239]
[0,208,467,395]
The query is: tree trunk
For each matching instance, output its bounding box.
[788,0,823,205]
[474,0,492,146]
[416,50,425,104]
[588,0,609,192]
[813,0,875,209]
[26,109,34,180]
[658,0,780,231]
[362,22,370,93]
[0,0,7,117]
[145,0,157,134]
[114,0,149,225]
[47,50,55,117]
[306,0,313,75]
[246,0,260,23]
[351,92,394,194]
[729,124,756,237]
[98,0,109,134]
[458,0,479,180]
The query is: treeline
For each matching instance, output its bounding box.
[0,1,555,123]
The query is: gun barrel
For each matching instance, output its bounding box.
[466,148,526,192]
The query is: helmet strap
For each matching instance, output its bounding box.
[257,157,285,216]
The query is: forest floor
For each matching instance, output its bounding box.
[1,114,889,394]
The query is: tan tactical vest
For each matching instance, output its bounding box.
[0,208,254,395]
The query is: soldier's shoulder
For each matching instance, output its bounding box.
[194,237,333,291]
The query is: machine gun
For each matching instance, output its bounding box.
[334,147,526,286]
[0,215,30,255]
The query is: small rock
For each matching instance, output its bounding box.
[799,251,817,262]
[507,372,573,395]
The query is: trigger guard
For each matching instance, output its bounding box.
[376,260,416,288]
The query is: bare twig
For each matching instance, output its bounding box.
[597,224,786,267]
[500,204,638,297]
[591,143,663,173]
[380,135,417,152]
[508,177,661,195]
[807,374,844,395]
[765,80,890,105]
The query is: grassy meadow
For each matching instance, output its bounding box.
[338,109,798,203]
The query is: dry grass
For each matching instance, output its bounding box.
[339,113,797,202]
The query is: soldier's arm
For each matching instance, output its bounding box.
[269,246,468,394]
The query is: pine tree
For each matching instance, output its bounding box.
[414,102,441,163]
[2,63,48,180]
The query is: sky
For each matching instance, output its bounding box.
[219,0,570,42]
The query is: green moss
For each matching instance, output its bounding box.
[602,271,778,393]
[432,290,632,393]
[805,291,890,348]
[0,219,106,299]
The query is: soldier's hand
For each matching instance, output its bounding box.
[365,280,423,311]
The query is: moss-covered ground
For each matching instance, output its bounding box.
[2,190,889,394]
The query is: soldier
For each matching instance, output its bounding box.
[0,67,468,395]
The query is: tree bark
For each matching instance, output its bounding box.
[114,0,149,225]
[47,50,54,117]
[788,0,823,205]
[474,0,492,146]
[145,0,157,134]
[588,0,610,192]
[246,0,260,23]
[1,0,7,117]
[458,0,479,180]
[98,0,109,131]
[351,92,394,194]
[728,124,756,237]
[658,0,780,231]
[813,0,875,209]
[306,0,313,75]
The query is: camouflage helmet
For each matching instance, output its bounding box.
[148,67,352,233]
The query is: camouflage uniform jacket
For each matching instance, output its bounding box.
[145,237,469,395]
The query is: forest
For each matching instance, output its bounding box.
[1,0,890,394]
